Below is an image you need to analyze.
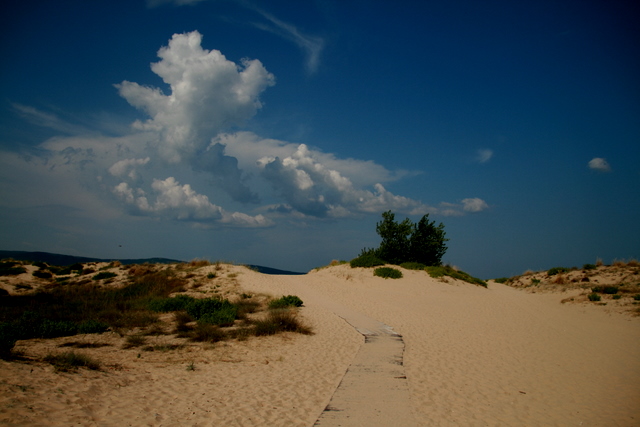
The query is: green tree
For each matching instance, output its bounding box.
[372,211,448,266]
[409,215,448,266]
[375,211,413,265]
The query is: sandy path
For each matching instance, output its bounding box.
[250,265,640,426]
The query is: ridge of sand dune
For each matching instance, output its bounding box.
[1,263,639,426]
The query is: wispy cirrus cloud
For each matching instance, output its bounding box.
[245,5,325,74]
[475,148,493,163]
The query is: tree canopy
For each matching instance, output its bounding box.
[363,211,448,266]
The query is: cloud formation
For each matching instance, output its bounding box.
[476,148,493,163]
[588,157,611,172]
[5,31,487,233]
[247,6,325,74]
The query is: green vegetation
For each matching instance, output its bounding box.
[253,310,312,336]
[268,295,304,309]
[591,286,619,294]
[350,251,385,268]
[493,277,510,284]
[399,262,427,270]
[634,294,640,301]
[44,351,101,372]
[547,267,570,276]
[0,261,26,276]
[583,264,597,270]
[426,265,487,287]
[92,271,117,281]
[588,293,601,302]
[373,267,403,279]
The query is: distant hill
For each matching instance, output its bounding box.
[0,250,304,276]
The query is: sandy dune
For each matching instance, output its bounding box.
[1,263,639,426]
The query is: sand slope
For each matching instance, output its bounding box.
[1,264,639,426]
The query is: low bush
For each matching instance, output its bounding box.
[189,323,226,343]
[44,351,100,371]
[612,294,622,300]
[399,262,427,270]
[374,267,403,279]
[493,277,509,284]
[588,293,601,302]
[32,270,53,279]
[198,305,237,327]
[0,262,26,276]
[633,294,640,301]
[591,286,619,294]
[426,266,487,287]
[350,251,386,268]
[148,295,194,312]
[547,267,569,276]
[92,272,117,281]
[583,264,597,270]
[253,310,312,336]
[269,295,304,309]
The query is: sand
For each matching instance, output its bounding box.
[1,263,639,426]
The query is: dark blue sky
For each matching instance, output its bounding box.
[1,0,638,277]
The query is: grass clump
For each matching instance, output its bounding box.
[0,261,26,276]
[399,262,427,270]
[374,267,403,279]
[254,310,312,336]
[269,295,304,309]
[493,277,510,284]
[350,251,386,268]
[591,285,619,294]
[44,351,100,371]
[583,264,597,270]
[92,272,117,281]
[547,267,569,276]
[426,265,487,287]
[588,293,601,302]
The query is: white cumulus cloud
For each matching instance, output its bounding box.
[116,30,274,163]
[588,157,611,172]
[462,197,489,213]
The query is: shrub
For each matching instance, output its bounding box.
[207,273,216,279]
[634,294,640,301]
[269,295,304,309]
[0,262,26,276]
[588,293,601,302]
[426,266,487,287]
[612,294,622,300]
[185,297,236,320]
[44,351,100,371]
[350,251,386,268]
[592,286,619,294]
[0,322,17,356]
[92,271,117,281]
[547,267,569,276]
[493,277,509,284]
[374,267,403,279]
[189,323,226,343]
[148,295,194,312]
[399,262,427,270]
[32,270,53,279]
[198,305,237,327]
[253,310,312,336]
[77,320,109,334]
[583,264,597,270]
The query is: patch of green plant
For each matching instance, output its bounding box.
[32,270,53,279]
[547,267,569,276]
[207,273,216,279]
[0,262,26,276]
[399,262,427,270]
[48,263,84,276]
[148,294,195,312]
[189,323,227,343]
[591,286,619,294]
[588,293,601,302]
[583,264,597,270]
[92,271,117,281]
[425,266,487,287]
[350,250,386,268]
[198,305,238,327]
[634,294,640,301]
[253,310,312,336]
[493,277,509,284]
[531,278,541,285]
[269,295,304,309]
[612,294,622,300]
[374,267,403,279]
[44,351,100,371]
[77,320,109,334]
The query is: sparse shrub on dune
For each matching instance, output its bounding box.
[350,250,386,268]
[583,264,597,270]
[493,277,510,284]
[374,267,403,279]
[253,310,312,336]
[547,267,569,276]
[92,271,117,281]
[268,295,304,309]
[44,351,100,371]
[592,286,619,294]
[399,262,427,270]
[426,265,487,287]
[588,293,601,302]
[0,261,27,276]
